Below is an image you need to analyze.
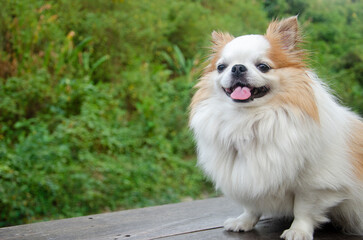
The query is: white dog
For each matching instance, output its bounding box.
[189,16,363,240]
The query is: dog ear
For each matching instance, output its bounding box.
[266,16,301,51]
[211,31,234,53]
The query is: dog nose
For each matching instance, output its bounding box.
[231,64,247,77]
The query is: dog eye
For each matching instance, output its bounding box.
[256,63,270,73]
[217,64,227,73]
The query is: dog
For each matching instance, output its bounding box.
[189,16,363,240]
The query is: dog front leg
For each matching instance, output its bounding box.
[281,190,343,240]
[224,209,261,232]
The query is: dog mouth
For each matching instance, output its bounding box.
[222,83,270,102]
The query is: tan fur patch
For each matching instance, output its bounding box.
[189,73,214,120]
[205,31,235,73]
[271,69,320,123]
[264,18,318,122]
[349,118,363,179]
[265,17,307,69]
[266,36,306,69]
[189,32,234,120]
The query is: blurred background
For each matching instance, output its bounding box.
[0,0,362,227]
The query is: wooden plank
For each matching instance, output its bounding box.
[158,219,362,240]
[0,197,240,240]
[0,197,361,240]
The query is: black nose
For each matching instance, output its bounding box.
[231,64,247,77]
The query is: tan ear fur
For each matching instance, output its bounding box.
[265,16,306,68]
[211,31,235,53]
[206,31,235,73]
[189,31,234,121]
[266,16,300,50]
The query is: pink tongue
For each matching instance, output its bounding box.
[230,86,251,100]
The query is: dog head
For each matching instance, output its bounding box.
[191,16,319,122]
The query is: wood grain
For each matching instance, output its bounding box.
[0,197,360,240]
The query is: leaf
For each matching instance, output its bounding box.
[90,55,110,74]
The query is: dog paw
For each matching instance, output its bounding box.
[224,216,257,232]
[280,228,313,240]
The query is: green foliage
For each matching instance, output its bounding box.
[0,0,362,227]
[161,45,197,76]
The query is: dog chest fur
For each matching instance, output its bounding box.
[190,77,356,216]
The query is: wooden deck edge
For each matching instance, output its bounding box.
[0,197,361,240]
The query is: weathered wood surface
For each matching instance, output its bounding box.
[0,197,361,240]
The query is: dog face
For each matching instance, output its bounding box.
[215,35,276,105]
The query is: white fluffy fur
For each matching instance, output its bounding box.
[190,22,363,240]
